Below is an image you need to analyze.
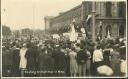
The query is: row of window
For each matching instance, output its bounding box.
[51,13,82,28]
[52,7,82,24]
[105,25,125,37]
[106,2,125,17]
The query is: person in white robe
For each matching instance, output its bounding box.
[69,24,78,42]
[107,30,111,38]
[19,43,28,69]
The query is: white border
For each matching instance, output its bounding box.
[126,0,128,78]
[1,0,127,78]
[0,76,127,79]
[1,3,3,78]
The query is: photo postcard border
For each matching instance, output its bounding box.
[0,0,127,78]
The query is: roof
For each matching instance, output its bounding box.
[52,3,82,20]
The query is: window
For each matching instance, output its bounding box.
[119,25,124,37]
[106,25,111,38]
[119,2,125,17]
[106,2,112,17]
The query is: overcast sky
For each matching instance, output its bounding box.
[1,0,83,30]
[1,0,125,30]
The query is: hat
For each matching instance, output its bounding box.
[97,65,113,76]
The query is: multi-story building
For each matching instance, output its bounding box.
[44,1,126,40]
[44,16,54,30]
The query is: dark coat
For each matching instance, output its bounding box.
[25,46,39,70]
[2,49,13,68]
[65,52,70,76]
[58,51,67,71]
[52,48,60,70]
[39,48,54,71]
[76,50,88,64]
[103,50,110,65]
[12,48,20,68]
[52,48,67,71]
[2,49,13,77]
[12,48,20,76]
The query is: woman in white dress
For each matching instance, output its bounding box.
[19,43,28,70]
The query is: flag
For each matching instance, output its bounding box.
[86,14,99,26]
[86,14,92,26]
[86,15,92,22]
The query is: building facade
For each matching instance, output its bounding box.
[94,1,126,39]
[44,16,54,31]
[44,1,126,40]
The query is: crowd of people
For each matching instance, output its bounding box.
[2,34,126,77]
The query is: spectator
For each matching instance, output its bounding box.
[69,47,78,77]
[77,45,88,76]
[93,45,103,75]
[25,42,39,76]
[19,43,27,69]
[110,45,120,76]
[86,48,91,76]
[65,47,70,77]
[19,43,28,76]
[12,44,20,76]
[119,46,126,76]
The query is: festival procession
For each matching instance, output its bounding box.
[1,0,127,78]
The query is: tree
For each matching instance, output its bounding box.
[13,30,20,38]
[21,28,33,36]
[2,25,11,37]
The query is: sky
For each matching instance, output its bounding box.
[1,0,82,30]
[1,0,125,30]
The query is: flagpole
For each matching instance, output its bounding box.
[32,0,35,37]
[92,2,96,42]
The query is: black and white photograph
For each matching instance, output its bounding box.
[1,0,127,78]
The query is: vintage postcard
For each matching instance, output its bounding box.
[1,0,127,78]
